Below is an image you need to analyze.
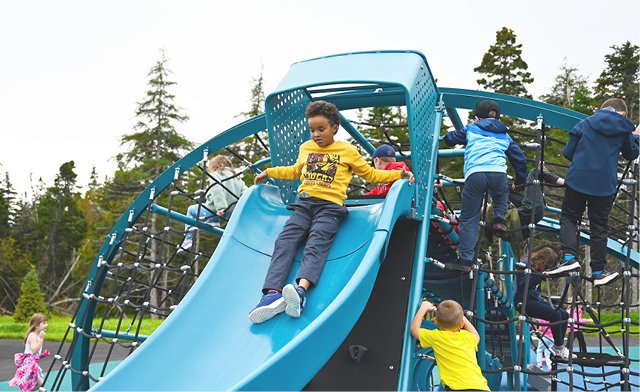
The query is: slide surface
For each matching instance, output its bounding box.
[93,181,413,391]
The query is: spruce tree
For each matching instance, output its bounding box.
[113,49,193,316]
[75,167,111,283]
[474,27,535,177]
[35,161,87,303]
[0,237,31,313]
[593,41,639,123]
[231,66,269,184]
[0,172,17,239]
[475,27,534,99]
[13,268,47,322]
[118,49,192,176]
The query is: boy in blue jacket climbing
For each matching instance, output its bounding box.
[443,99,527,269]
[550,98,640,286]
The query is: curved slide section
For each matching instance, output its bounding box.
[93,181,414,391]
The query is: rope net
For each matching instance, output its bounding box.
[424,118,639,391]
[42,140,267,390]
[43,111,638,391]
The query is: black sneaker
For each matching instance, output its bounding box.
[593,270,619,287]
[493,222,507,239]
[546,257,580,275]
[449,258,473,272]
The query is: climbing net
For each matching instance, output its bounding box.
[424,117,639,391]
[42,135,270,390]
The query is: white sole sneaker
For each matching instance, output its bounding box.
[546,260,580,275]
[283,284,302,318]
[594,272,619,287]
[248,297,285,324]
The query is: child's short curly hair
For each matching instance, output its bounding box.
[306,100,340,127]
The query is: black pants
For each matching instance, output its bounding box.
[519,299,568,347]
[560,186,615,271]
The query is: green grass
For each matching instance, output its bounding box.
[0,315,164,342]
[582,311,639,336]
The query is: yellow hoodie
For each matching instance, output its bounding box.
[267,140,402,205]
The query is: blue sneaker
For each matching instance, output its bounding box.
[283,284,306,318]
[248,291,285,324]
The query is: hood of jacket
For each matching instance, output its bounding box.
[474,118,509,134]
[582,109,635,137]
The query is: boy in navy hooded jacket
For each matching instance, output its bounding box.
[443,100,527,269]
[550,98,639,286]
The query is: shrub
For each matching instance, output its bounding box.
[13,268,48,322]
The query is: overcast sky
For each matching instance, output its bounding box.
[1,0,638,197]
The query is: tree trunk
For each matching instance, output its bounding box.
[149,213,159,319]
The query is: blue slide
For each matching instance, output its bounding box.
[93,180,414,391]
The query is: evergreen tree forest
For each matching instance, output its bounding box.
[0,37,638,317]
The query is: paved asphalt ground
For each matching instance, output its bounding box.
[0,339,130,381]
[1,336,637,384]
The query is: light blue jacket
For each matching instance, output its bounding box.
[443,118,527,185]
[204,168,248,211]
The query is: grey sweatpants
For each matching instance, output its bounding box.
[262,197,348,294]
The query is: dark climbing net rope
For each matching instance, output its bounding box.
[425,117,639,391]
[43,134,271,390]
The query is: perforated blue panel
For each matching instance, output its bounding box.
[407,66,439,215]
[265,89,313,204]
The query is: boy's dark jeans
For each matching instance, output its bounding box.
[560,186,615,271]
[262,197,348,294]
[458,172,509,261]
[519,299,568,347]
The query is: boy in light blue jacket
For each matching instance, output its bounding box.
[443,100,527,269]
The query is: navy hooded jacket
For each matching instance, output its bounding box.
[443,118,528,185]
[564,109,639,196]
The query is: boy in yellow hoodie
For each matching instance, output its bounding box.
[249,100,414,323]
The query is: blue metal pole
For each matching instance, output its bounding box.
[398,95,444,391]
[476,271,486,369]
[150,204,224,236]
[502,242,517,391]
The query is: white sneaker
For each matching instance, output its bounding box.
[546,258,580,275]
[593,270,619,287]
[550,345,576,361]
[282,284,306,318]
[177,237,193,254]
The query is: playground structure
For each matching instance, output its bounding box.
[42,51,639,391]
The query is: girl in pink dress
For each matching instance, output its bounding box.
[9,313,50,392]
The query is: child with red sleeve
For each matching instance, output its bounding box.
[366,144,411,196]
